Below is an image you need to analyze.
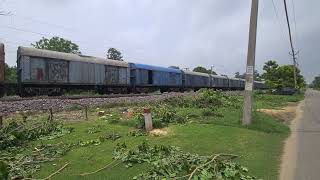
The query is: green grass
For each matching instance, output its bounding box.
[254,93,304,109]
[32,123,286,180]
[23,93,304,179]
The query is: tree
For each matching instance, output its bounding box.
[31,36,81,54]
[235,72,245,79]
[168,66,180,69]
[262,60,280,89]
[107,48,123,61]
[193,66,217,75]
[254,70,262,81]
[262,60,306,89]
[234,70,262,80]
[4,63,17,82]
[312,75,320,89]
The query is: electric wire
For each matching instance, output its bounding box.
[271,0,287,40]
[283,0,295,54]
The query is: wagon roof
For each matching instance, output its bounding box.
[129,63,182,73]
[211,74,229,79]
[182,71,210,77]
[229,77,242,81]
[18,47,129,67]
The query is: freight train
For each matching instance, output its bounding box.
[0,44,265,97]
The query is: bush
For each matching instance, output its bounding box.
[152,104,176,124]
[201,108,216,116]
[165,89,241,109]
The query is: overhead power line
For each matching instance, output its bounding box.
[283,0,298,88]
[283,0,295,53]
[11,14,74,31]
[271,0,285,34]
[0,25,50,36]
[291,0,298,49]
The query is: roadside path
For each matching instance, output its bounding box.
[280,89,320,180]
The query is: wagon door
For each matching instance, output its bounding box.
[48,60,68,83]
[105,66,119,85]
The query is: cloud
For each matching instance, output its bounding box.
[0,0,318,82]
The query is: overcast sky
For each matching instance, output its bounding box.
[0,0,318,82]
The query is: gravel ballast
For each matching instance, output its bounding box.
[0,92,194,116]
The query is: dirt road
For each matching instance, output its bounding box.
[280,89,320,180]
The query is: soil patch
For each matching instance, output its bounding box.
[258,102,298,122]
[149,128,170,136]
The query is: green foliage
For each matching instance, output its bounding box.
[107,48,123,61]
[166,89,240,110]
[130,112,145,129]
[0,161,9,180]
[1,142,72,178]
[0,117,76,178]
[4,63,17,83]
[201,108,221,117]
[127,130,147,137]
[0,119,65,150]
[193,66,216,75]
[113,142,257,180]
[234,70,262,81]
[86,126,102,134]
[128,104,185,129]
[100,112,122,124]
[262,60,306,89]
[312,75,320,88]
[31,36,81,54]
[152,104,177,126]
[39,125,74,140]
[195,89,241,109]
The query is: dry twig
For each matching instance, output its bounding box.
[24,162,69,180]
[79,160,119,176]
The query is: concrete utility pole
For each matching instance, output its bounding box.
[289,51,299,89]
[283,0,298,89]
[0,43,5,82]
[243,0,259,126]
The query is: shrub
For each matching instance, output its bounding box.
[201,108,216,116]
[152,104,176,124]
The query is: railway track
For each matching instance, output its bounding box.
[0,92,193,116]
[0,93,163,102]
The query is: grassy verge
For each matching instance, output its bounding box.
[1,90,304,180]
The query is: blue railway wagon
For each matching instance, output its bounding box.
[129,63,182,88]
[239,79,245,89]
[17,47,130,96]
[229,78,242,90]
[211,75,229,88]
[183,71,210,89]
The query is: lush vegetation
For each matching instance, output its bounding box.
[262,60,306,89]
[310,75,320,89]
[32,36,81,54]
[106,48,123,61]
[4,63,16,83]
[234,70,262,81]
[193,66,217,75]
[0,90,304,179]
